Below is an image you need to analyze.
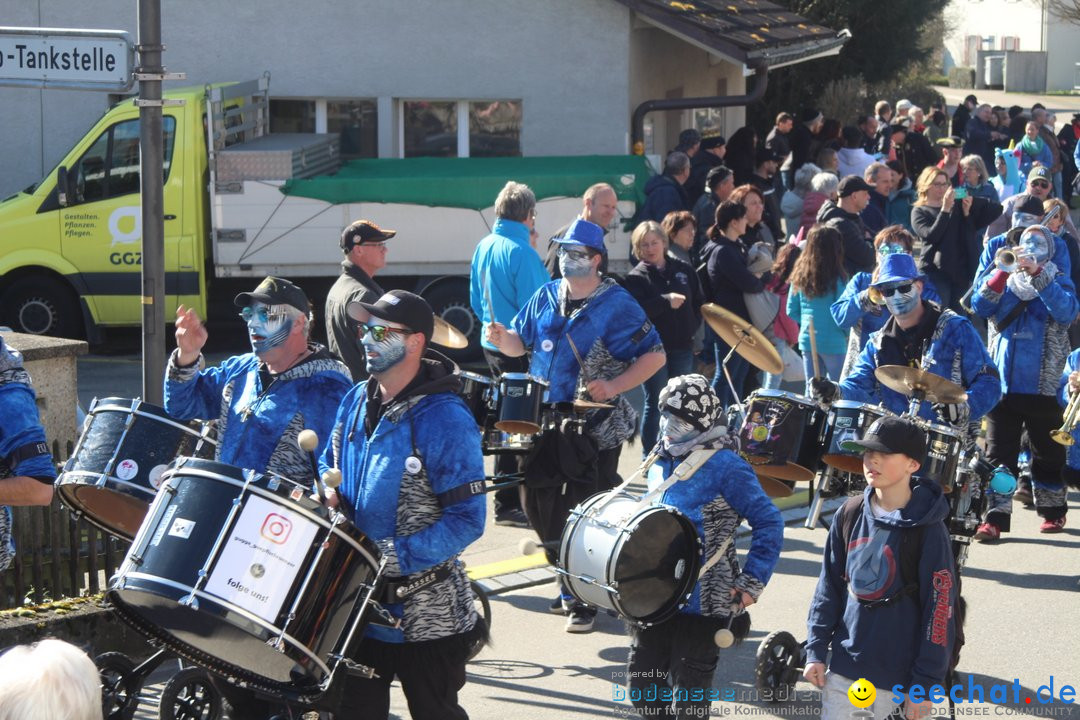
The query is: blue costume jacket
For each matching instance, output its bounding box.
[164,345,351,480]
[839,303,1000,421]
[513,278,664,449]
[470,218,550,352]
[1057,348,1080,471]
[831,271,941,356]
[971,233,1078,396]
[320,355,485,644]
[805,481,958,690]
[647,449,782,617]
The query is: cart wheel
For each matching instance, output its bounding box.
[468,580,492,661]
[95,652,139,720]
[754,630,803,703]
[158,667,223,720]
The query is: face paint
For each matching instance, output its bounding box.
[361,330,408,373]
[660,414,699,445]
[883,285,920,316]
[241,303,294,354]
[558,247,594,278]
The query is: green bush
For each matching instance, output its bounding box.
[948,67,976,89]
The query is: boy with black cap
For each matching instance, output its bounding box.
[804,416,958,720]
[326,218,396,381]
[320,288,486,719]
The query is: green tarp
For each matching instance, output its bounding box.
[280,155,653,210]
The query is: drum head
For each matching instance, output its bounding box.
[611,508,700,623]
[57,484,147,539]
[748,461,816,483]
[821,454,866,475]
[494,419,541,435]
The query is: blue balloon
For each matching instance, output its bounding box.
[989,467,1017,495]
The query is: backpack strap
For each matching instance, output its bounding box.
[836,494,924,609]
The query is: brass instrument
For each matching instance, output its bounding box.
[867,286,886,305]
[995,247,1018,273]
[1051,388,1080,446]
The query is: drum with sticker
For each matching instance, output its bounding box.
[107,457,384,696]
[57,397,217,540]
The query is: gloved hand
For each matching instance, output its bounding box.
[809,377,839,404]
[857,289,883,315]
[933,401,969,426]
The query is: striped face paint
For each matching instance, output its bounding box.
[240,302,294,354]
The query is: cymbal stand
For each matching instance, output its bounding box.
[722,330,750,425]
[804,465,835,529]
[905,387,927,419]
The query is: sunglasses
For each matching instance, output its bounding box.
[1031,180,1050,189]
[558,247,592,261]
[239,306,288,324]
[879,283,914,298]
[357,324,414,342]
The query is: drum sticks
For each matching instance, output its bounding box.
[566,335,587,376]
[807,317,821,380]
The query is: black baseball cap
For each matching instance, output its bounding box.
[838,175,873,197]
[340,219,396,250]
[841,416,926,465]
[234,276,310,314]
[347,289,434,342]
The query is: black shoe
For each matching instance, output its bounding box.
[549,596,569,615]
[566,606,596,633]
[495,508,530,528]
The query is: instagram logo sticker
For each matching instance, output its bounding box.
[261,513,293,544]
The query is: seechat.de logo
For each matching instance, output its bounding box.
[260,513,293,544]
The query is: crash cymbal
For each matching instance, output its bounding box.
[432,316,468,349]
[572,399,614,411]
[874,365,968,404]
[750,470,795,498]
[701,304,783,375]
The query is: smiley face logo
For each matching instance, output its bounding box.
[847,678,876,708]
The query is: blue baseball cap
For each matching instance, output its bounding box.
[871,253,921,287]
[554,219,606,254]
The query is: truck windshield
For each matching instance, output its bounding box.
[64,116,176,206]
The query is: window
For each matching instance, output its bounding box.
[403,99,522,158]
[327,100,377,159]
[67,117,176,206]
[270,99,316,133]
[1001,36,1020,51]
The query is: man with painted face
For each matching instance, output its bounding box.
[813,253,1000,428]
[970,221,1079,540]
[165,276,351,719]
[318,289,485,720]
[626,374,782,719]
[486,219,665,632]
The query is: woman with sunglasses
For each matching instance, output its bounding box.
[830,226,941,377]
[911,166,1002,313]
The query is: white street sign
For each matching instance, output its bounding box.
[0,27,133,91]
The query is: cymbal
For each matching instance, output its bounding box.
[572,399,613,411]
[874,365,968,404]
[701,304,783,375]
[751,470,795,498]
[432,316,468,349]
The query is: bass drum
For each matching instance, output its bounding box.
[738,390,823,482]
[558,491,700,626]
[107,458,382,694]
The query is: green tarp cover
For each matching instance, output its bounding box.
[280,155,653,210]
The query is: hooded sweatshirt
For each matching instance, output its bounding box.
[805,480,957,691]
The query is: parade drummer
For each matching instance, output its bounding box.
[0,336,56,571]
[812,253,1000,427]
[165,276,351,719]
[627,374,782,719]
[319,290,485,720]
[486,218,665,633]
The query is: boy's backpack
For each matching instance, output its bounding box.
[834,495,966,676]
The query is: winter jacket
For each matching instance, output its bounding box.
[648,449,783,617]
[1019,139,1053,179]
[780,189,805,239]
[787,278,848,355]
[766,275,799,345]
[990,148,1023,202]
[886,183,916,230]
[165,346,351,481]
[640,174,690,224]
[971,233,1079,396]
[839,303,1001,421]
[963,116,994,170]
[692,191,718,255]
[800,192,829,234]
[836,147,876,179]
[513,278,663,449]
[325,259,383,381]
[623,256,703,352]
[805,481,958,691]
[470,218,550,351]
[702,236,765,323]
[986,193,1080,240]
[686,151,723,207]
[320,354,485,644]
[789,124,816,174]
[817,200,876,276]
[911,198,1002,289]
[860,192,889,235]
[1057,349,1080,470]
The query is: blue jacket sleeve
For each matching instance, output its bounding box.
[468,247,484,319]
[970,237,1004,318]
[838,340,880,404]
[909,523,958,689]
[516,248,552,312]
[715,453,783,591]
[830,274,871,331]
[163,351,238,421]
[390,401,486,575]
[1032,256,1080,325]
[1058,350,1080,408]
[952,319,1001,420]
[785,290,802,329]
[0,384,56,481]
[805,511,849,665]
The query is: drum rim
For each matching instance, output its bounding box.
[746,388,817,407]
[916,419,963,437]
[87,397,219,445]
[458,370,493,383]
[499,372,548,386]
[828,399,891,412]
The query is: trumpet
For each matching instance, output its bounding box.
[1050,389,1080,446]
[995,247,1017,273]
[867,286,886,305]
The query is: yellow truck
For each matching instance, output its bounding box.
[0,76,648,355]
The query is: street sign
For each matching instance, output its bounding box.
[0,27,133,91]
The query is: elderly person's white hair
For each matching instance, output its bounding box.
[810,172,840,197]
[792,163,821,194]
[0,638,103,720]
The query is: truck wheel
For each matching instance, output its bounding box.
[1,275,83,338]
[423,281,481,363]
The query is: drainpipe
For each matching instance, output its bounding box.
[631,60,769,155]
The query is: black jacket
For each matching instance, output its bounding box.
[622,256,703,352]
[325,260,384,381]
[911,198,1003,288]
[817,200,876,276]
[701,236,766,323]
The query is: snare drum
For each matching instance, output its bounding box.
[57,397,217,540]
[495,373,548,435]
[107,458,382,694]
[820,401,892,474]
[917,420,961,492]
[558,491,700,626]
[458,371,494,428]
[738,390,824,483]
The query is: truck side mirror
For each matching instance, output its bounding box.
[57,166,70,207]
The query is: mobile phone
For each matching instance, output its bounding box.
[954,187,968,200]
